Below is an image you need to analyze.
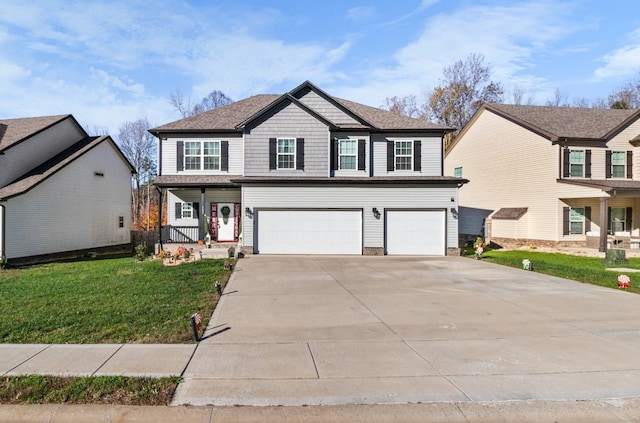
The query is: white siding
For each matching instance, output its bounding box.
[0,118,85,187]
[160,134,243,175]
[4,141,132,259]
[242,184,458,252]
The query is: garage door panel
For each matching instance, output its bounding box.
[386,210,445,256]
[257,210,362,255]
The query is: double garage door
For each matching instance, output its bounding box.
[256,209,445,255]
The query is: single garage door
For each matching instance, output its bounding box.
[257,210,362,254]
[386,210,445,255]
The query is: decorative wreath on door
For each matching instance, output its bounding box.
[220,206,231,217]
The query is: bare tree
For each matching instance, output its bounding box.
[510,85,535,105]
[545,88,570,107]
[427,53,504,147]
[169,90,193,118]
[170,89,233,117]
[381,95,425,118]
[116,117,156,228]
[608,77,640,109]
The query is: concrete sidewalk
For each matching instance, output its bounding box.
[4,400,640,422]
[0,344,196,377]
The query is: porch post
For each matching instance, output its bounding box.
[599,194,608,252]
[156,187,163,251]
[199,187,206,241]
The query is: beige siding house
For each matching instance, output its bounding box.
[445,103,640,251]
[0,115,135,265]
[151,81,468,256]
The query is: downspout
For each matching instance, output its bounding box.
[0,204,5,259]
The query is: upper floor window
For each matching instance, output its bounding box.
[607,150,631,179]
[184,141,220,171]
[569,150,584,177]
[277,138,296,169]
[339,139,357,170]
[395,141,413,170]
[454,167,463,177]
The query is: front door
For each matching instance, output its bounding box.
[217,203,235,241]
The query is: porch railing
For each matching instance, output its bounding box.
[161,225,199,243]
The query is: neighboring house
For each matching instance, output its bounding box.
[444,103,640,251]
[150,81,467,256]
[0,115,135,265]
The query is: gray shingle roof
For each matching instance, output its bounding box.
[154,175,240,187]
[492,207,528,220]
[0,115,71,152]
[0,136,112,200]
[486,104,639,141]
[150,83,450,133]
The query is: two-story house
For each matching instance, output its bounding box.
[444,103,640,251]
[150,81,467,256]
[0,115,135,265]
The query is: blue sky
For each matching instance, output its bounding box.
[1,0,639,133]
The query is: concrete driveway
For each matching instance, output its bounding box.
[173,255,640,407]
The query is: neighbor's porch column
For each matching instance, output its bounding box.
[599,193,609,252]
[199,187,206,241]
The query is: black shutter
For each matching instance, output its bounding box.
[175,203,182,220]
[585,206,591,233]
[606,150,612,178]
[387,142,395,172]
[221,141,229,171]
[331,138,338,170]
[563,148,570,177]
[269,138,277,170]
[626,207,632,232]
[357,139,366,171]
[627,151,633,179]
[585,149,591,178]
[193,202,199,219]
[177,141,184,172]
[413,140,421,172]
[296,138,304,170]
[563,207,570,235]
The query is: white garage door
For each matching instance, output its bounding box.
[386,210,446,255]
[257,210,362,255]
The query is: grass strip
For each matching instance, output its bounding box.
[0,376,181,405]
[477,249,640,293]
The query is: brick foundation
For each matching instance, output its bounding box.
[447,247,462,256]
[489,238,587,249]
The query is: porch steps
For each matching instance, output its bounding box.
[199,247,232,259]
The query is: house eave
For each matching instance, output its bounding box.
[232,176,469,186]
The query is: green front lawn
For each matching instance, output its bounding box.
[478,249,640,293]
[0,257,231,344]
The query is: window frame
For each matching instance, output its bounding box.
[610,207,627,233]
[569,149,584,177]
[569,207,585,235]
[338,138,357,170]
[611,151,626,178]
[454,167,463,177]
[183,140,221,171]
[277,138,296,169]
[395,140,413,171]
[181,202,193,219]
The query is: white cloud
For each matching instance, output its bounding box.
[593,29,640,80]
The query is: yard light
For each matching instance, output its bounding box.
[215,280,222,296]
